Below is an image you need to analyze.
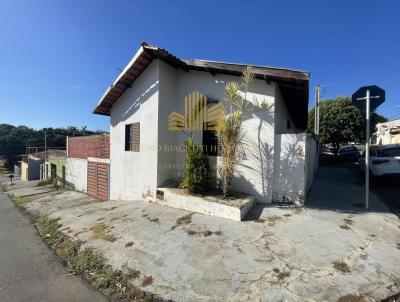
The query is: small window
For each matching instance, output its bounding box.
[125,122,140,152]
[203,129,219,156]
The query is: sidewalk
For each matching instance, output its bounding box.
[0,176,108,302]
[3,167,400,302]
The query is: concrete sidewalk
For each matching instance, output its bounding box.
[3,167,400,302]
[0,177,108,302]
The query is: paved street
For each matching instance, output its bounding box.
[371,176,400,215]
[4,168,400,302]
[0,176,108,302]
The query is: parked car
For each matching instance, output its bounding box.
[339,145,360,160]
[358,144,400,176]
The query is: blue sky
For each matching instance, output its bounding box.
[0,0,399,131]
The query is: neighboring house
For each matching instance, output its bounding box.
[41,149,67,187]
[94,42,315,204]
[21,154,43,181]
[65,134,110,201]
[372,119,400,145]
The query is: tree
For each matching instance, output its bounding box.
[308,97,387,156]
[0,124,107,169]
[216,67,253,197]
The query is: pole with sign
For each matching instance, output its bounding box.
[352,85,385,210]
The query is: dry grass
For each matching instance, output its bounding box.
[35,216,160,301]
[14,195,28,207]
[1,183,9,192]
[333,260,351,273]
[267,215,283,226]
[141,276,153,287]
[337,294,372,302]
[90,223,117,242]
[273,268,290,280]
[185,228,223,237]
[125,242,134,248]
[171,213,193,230]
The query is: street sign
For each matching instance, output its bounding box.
[352,85,385,211]
[352,85,385,110]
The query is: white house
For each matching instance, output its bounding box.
[94,43,314,204]
[372,119,400,145]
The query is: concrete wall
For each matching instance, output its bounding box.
[65,158,88,192]
[157,60,178,186]
[110,60,159,200]
[109,59,306,204]
[21,161,28,181]
[158,63,277,203]
[272,133,306,205]
[27,156,42,181]
[47,156,66,187]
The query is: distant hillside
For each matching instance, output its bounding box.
[0,124,107,169]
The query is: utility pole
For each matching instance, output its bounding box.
[365,89,370,210]
[314,84,320,173]
[44,130,47,162]
[314,84,320,138]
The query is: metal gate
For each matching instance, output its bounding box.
[87,161,109,201]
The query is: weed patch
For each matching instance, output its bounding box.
[171,213,193,230]
[14,195,28,207]
[343,216,353,225]
[141,276,153,287]
[337,294,371,302]
[340,224,351,230]
[333,260,351,273]
[185,228,222,237]
[90,223,117,242]
[37,179,54,187]
[273,268,290,280]
[267,215,283,226]
[35,216,161,301]
[1,183,9,192]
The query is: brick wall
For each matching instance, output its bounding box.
[67,134,110,159]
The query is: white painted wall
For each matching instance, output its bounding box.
[272,133,306,204]
[159,67,276,203]
[109,59,308,204]
[65,158,87,192]
[110,60,160,200]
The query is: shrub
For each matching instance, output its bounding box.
[180,136,211,194]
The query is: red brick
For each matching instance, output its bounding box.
[67,134,110,159]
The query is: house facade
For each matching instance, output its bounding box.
[94,43,313,204]
[65,134,110,200]
[372,119,400,145]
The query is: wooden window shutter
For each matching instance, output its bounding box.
[132,122,140,152]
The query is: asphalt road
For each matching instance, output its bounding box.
[0,177,108,302]
[370,175,400,215]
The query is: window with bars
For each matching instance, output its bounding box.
[125,122,140,152]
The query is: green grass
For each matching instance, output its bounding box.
[90,223,117,242]
[35,216,159,301]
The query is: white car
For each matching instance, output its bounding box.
[358,144,400,176]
